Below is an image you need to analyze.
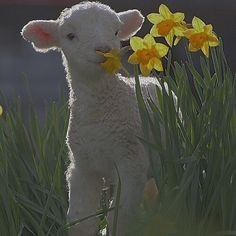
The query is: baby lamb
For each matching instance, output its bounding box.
[21,1,164,235]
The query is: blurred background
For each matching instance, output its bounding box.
[0,0,235,122]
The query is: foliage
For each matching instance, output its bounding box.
[0,97,69,235]
[135,44,236,236]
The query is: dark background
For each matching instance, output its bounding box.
[0,0,235,121]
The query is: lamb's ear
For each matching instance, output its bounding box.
[21,20,59,52]
[118,10,144,41]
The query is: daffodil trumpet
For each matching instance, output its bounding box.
[96,47,130,76]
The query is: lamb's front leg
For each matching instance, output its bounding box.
[67,165,102,236]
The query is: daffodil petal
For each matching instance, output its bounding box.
[165,30,174,47]
[101,60,113,73]
[151,57,163,71]
[96,50,105,56]
[140,63,151,77]
[159,4,172,18]
[188,43,199,52]
[204,24,213,34]
[104,52,118,58]
[173,12,185,22]
[150,25,161,37]
[128,52,139,64]
[174,36,182,46]
[209,40,219,47]
[209,41,219,47]
[97,49,119,58]
[147,59,154,70]
[130,37,143,51]
[201,42,209,57]
[174,25,186,36]
[184,29,196,38]
[147,13,164,24]
[155,43,169,57]
[208,34,220,46]
[192,16,206,31]
[144,34,156,47]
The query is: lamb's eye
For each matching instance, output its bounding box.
[67,33,75,40]
[115,30,119,36]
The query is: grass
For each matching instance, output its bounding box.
[135,43,236,236]
[0,43,235,236]
[0,97,70,235]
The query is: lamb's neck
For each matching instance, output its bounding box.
[68,68,124,124]
[71,70,118,99]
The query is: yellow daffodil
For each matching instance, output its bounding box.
[184,16,219,57]
[147,4,187,47]
[128,34,169,76]
[0,105,3,116]
[96,48,128,75]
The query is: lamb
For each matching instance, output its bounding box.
[21,2,163,235]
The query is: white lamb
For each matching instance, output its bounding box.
[21,1,164,235]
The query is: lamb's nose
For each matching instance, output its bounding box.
[95,45,111,53]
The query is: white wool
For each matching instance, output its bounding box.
[21,2,173,235]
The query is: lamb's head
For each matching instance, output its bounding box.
[21,1,144,77]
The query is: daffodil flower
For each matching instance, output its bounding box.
[128,34,169,76]
[96,48,128,75]
[184,16,219,57]
[0,106,3,116]
[147,4,187,47]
